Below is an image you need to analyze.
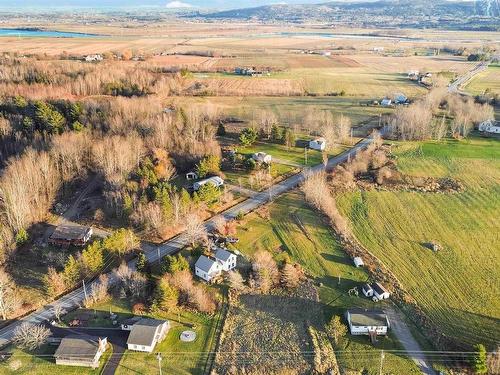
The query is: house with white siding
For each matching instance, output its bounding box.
[126,318,170,353]
[214,248,237,271]
[345,309,390,336]
[195,255,222,282]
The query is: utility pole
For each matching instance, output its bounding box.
[379,350,385,375]
[82,280,88,301]
[156,352,163,375]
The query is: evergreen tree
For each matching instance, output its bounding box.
[62,255,81,288]
[136,252,149,275]
[239,127,258,146]
[197,183,222,207]
[216,122,226,136]
[471,344,488,374]
[103,228,139,256]
[196,155,221,178]
[81,241,104,276]
[153,278,179,312]
[162,255,189,274]
[270,124,283,143]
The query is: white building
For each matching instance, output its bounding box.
[309,137,326,151]
[54,335,108,368]
[126,318,170,353]
[195,255,222,282]
[478,119,500,134]
[186,171,198,181]
[361,283,374,297]
[252,152,272,164]
[214,248,237,271]
[372,282,390,300]
[353,257,364,268]
[346,309,390,336]
[193,176,224,191]
[381,98,392,106]
[84,54,103,62]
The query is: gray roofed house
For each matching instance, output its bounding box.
[345,309,390,336]
[49,224,93,247]
[127,318,170,352]
[214,249,237,272]
[54,335,108,368]
[372,282,390,300]
[195,255,222,282]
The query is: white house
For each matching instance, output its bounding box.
[381,98,392,106]
[193,176,224,191]
[54,335,108,368]
[361,283,374,297]
[252,152,272,164]
[214,248,237,271]
[353,257,364,268]
[126,318,170,353]
[84,54,103,62]
[309,137,326,151]
[478,120,500,134]
[195,255,222,282]
[372,282,390,300]
[345,309,390,336]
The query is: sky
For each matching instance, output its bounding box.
[1,0,327,9]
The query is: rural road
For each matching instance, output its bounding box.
[0,134,378,348]
[386,307,437,375]
[447,60,489,94]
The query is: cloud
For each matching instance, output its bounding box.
[165,1,193,8]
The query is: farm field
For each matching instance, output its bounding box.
[336,137,500,348]
[224,162,298,191]
[464,64,500,96]
[232,192,420,374]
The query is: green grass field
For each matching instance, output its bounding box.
[465,64,500,96]
[240,141,327,166]
[336,137,500,348]
[234,192,420,374]
[224,162,298,191]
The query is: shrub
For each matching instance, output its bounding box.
[15,228,28,245]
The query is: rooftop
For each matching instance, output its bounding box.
[50,224,91,241]
[127,318,167,347]
[215,248,234,262]
[347,309,389,327]
[54,335,103,360]
[195,255,217,273]
[372,282,389,295]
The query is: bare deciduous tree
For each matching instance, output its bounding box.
[184,213,207,247]
[227,270,246,292]
[12,323,51,351]
[281,263,301,289]
[0,268,21,320]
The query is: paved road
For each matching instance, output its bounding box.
[448,60,489,94]
[386,307,436,375]
[0,134,376,348]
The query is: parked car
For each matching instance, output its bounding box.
[226,237,239,244]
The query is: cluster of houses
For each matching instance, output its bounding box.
[54,318,170,368]
[234,67,271,77]
[195,248,237,282]
[408,70,433,86]
[478,119,500,135]
[380,93,409,107]
[83,54,103,62]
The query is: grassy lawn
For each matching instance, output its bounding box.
[336,137,500,348]
[239,141,330,166]
[224,162,298,191]
[233,192,419,374]
[0,343,111,374]
[465,64,500,96]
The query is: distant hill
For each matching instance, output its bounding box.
[189,0,500,30]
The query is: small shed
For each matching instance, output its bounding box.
[186,171,198,181]
[309,137,326,151]
[381,98,392,106]
[54,335,107,368]
[353,257,364,268]
[372,282,390,300]
[362,283,374,297]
